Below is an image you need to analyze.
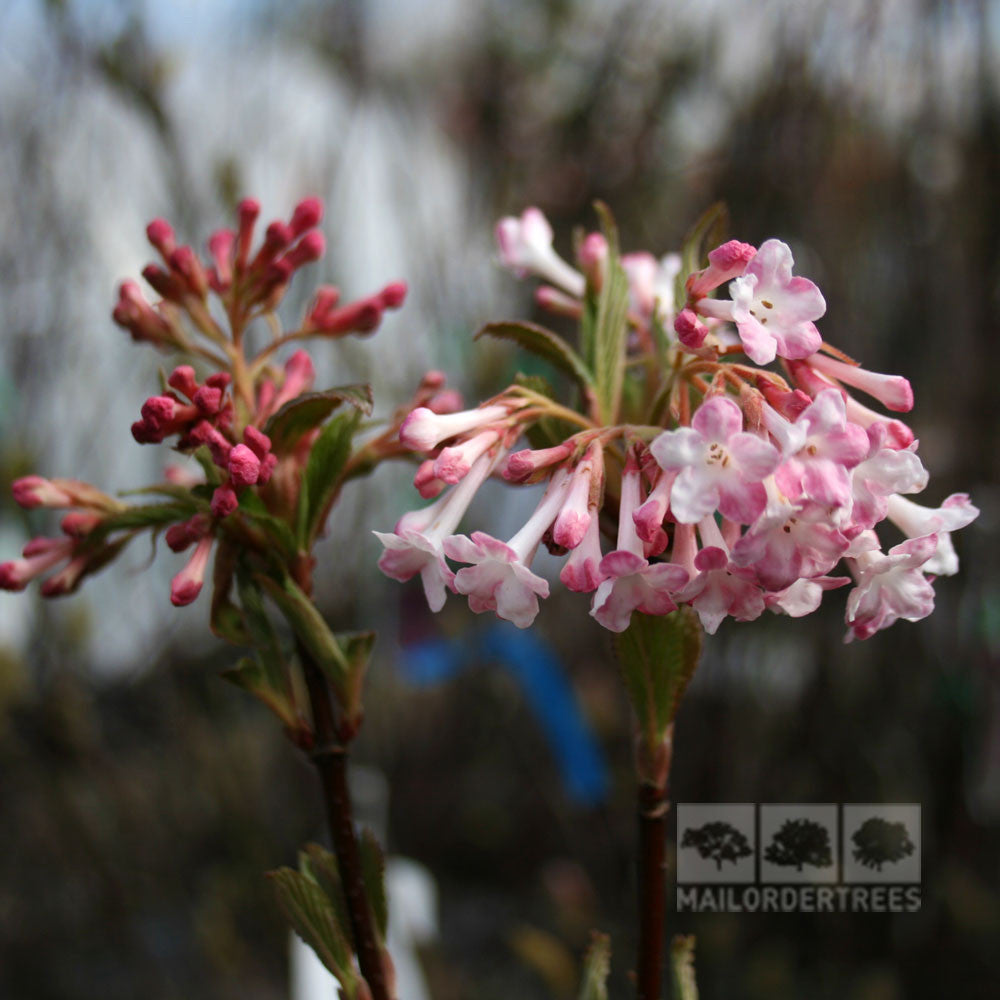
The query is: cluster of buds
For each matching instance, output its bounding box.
[376,207,977,640]
[3,197,408,609]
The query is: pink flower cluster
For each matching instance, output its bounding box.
[375,208,977,640]
[4,197,408,609]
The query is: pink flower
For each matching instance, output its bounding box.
[495,207,585,296]
[589,456,688,633]
[650,396,780,524]
[622,252,682,324]
[399,403,515,452]
[845,534,938,641]
[847,423,928,531]
[698,240,824,365]
[772,389,869,511]
[677,544,764,636]
[765,575,850,617]
[444,472,570,628]
[374,450,502,612]
[885,493,979,576]
[732,489,850,592]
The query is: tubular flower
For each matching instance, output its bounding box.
[373,205,977,640]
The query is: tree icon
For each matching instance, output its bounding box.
[851,817,915,871]
[764,818,833,872]
[680,821,753,871]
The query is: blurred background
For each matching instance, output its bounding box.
[1,0,998,997]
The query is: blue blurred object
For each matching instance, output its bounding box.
[398,622,608,806]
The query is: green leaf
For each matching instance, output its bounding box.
[236,571,288,680]
[98,502,197,534]
[301,844,353,948]
[475,321,594,394]
[254,572,350,696]
[512,373,580,451]
[676,202,729,305]
[295,409,360,547]
[236,489,298,560]
[670,935,699,1000]
[577,932,611,1000]
[613,606,703,747]
[334,630,376,725]
[268,867,360,996]
[359,828,388,940]
[265,385,373,453]
[221,656,300,731]
[589,207,631,425]
[192,445,224,486]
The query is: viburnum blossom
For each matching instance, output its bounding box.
[376,205,978,642]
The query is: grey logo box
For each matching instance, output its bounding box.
[759,804,838,884]
[842,804,920,883]
[676,803,756,884]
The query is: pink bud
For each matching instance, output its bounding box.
[536,285,583,318]
[168,365,199,399]
[193,385,224,416]
[413,459,446,499]
[502,443,574,484]
[243,425,272,460]
[236,198,261,270]
[759,381,812,420]
[169,246,209,298]
[253,221,294,268]
[257,453,278,485]
[39,554,89,597]
[427,389,464,414]
[282,230,325,269]
[142,264,185,302]
[207,229,235,290]
[579,233,608,289]
[379,281,408,309]
[60,512,102,537]
[228,444,261,488]
[674,308,709,349]
[687,240,756,298]
[146,218,176,258]
[113,281,173,344]
[13,476,73,509]
[806,353,914,413]
[170,535,214,606]
[307,285,341,327]
[186,421,233,467]
[210,485,239,518]
[290,197,324,237]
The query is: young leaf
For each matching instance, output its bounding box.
[96,502,198,536]
[359,828,388,940]
[334,630,376,726]
[254,572,351,696]
[613,606,703,747]
[301,844,353,947]
[268,867,361,997]
[589,208,631,424]
[265,385,373,453]
[236,489,298,561]
[670,935,699,1000]
[296,410,360,547]
[476,321,594,394]
[577,932,611,1000]
[676,202,729,304]
[221,656,300,731]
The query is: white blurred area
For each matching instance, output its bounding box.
[0,0,995,672]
